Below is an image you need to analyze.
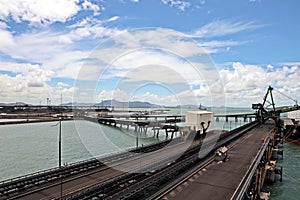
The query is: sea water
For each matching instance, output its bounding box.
[264,142,300,199]
[0,120,160,181]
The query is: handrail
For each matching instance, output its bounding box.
[230,134,272,200]
[0,138,173,186]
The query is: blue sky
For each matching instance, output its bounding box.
[0,0,299,107]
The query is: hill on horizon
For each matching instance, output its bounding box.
[0,100,251,109]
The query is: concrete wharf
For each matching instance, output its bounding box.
[158,119,282,200]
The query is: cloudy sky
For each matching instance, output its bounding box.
[0,0,299,107]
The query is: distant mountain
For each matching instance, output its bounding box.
[61,102,94,106]
[0,102,31,106]
[60,100,160,108]
[94,100,162,108]
[168,104,200,109]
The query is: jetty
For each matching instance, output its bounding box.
[85,113,185,139]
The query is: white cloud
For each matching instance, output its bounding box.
[0,14,127,104]
[0,31,89,81]
[72,28,225,106]
[82,0,101,13]
[1,30,73,61]
[0,0,102,26]
[107,16,120,22]
[64,23,121,42]
[200,40,241,48]
[104,50,201,83]
[0,62,78,104]
[199,40,243,53]
[62,17,123,44]
[0,28,14,48]
[2,17,292,108]
[90,28,245,59]
[0,62,56,103]
[0,16,123,81]
[57,82,69,88]
[219,62,300,107]
[131,92,179,106]
[193,19,262,38]
[91,28,209,62]
[85,44,218,85]
[97,89,130,102]
[0,0,80,26]
[162,0,191,11]
[0,21,9,28]
[280,62,300,67]
[48,86,78,105]
[0,62,54,79]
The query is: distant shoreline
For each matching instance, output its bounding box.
[0,117,73,125]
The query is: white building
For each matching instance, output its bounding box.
[185,111,214,132]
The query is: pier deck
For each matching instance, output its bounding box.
[86,116,184,138]
[162,120,276,200]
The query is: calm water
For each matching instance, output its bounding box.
[264,142,300,199]
[0,120,160,181]
[1,108,297,199]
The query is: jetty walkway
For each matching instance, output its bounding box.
[156,119,281,200]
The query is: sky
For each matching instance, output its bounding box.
[0,0,299,107]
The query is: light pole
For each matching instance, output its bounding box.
[136,131,139,149]
[59,117,62,167]
[59,92,62,199]
[59,92,63,168]
[51,91,63,199]
[136,117,139,149]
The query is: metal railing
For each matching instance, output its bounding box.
[230,135,272,200]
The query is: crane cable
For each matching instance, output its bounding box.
[274,89,299,106]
